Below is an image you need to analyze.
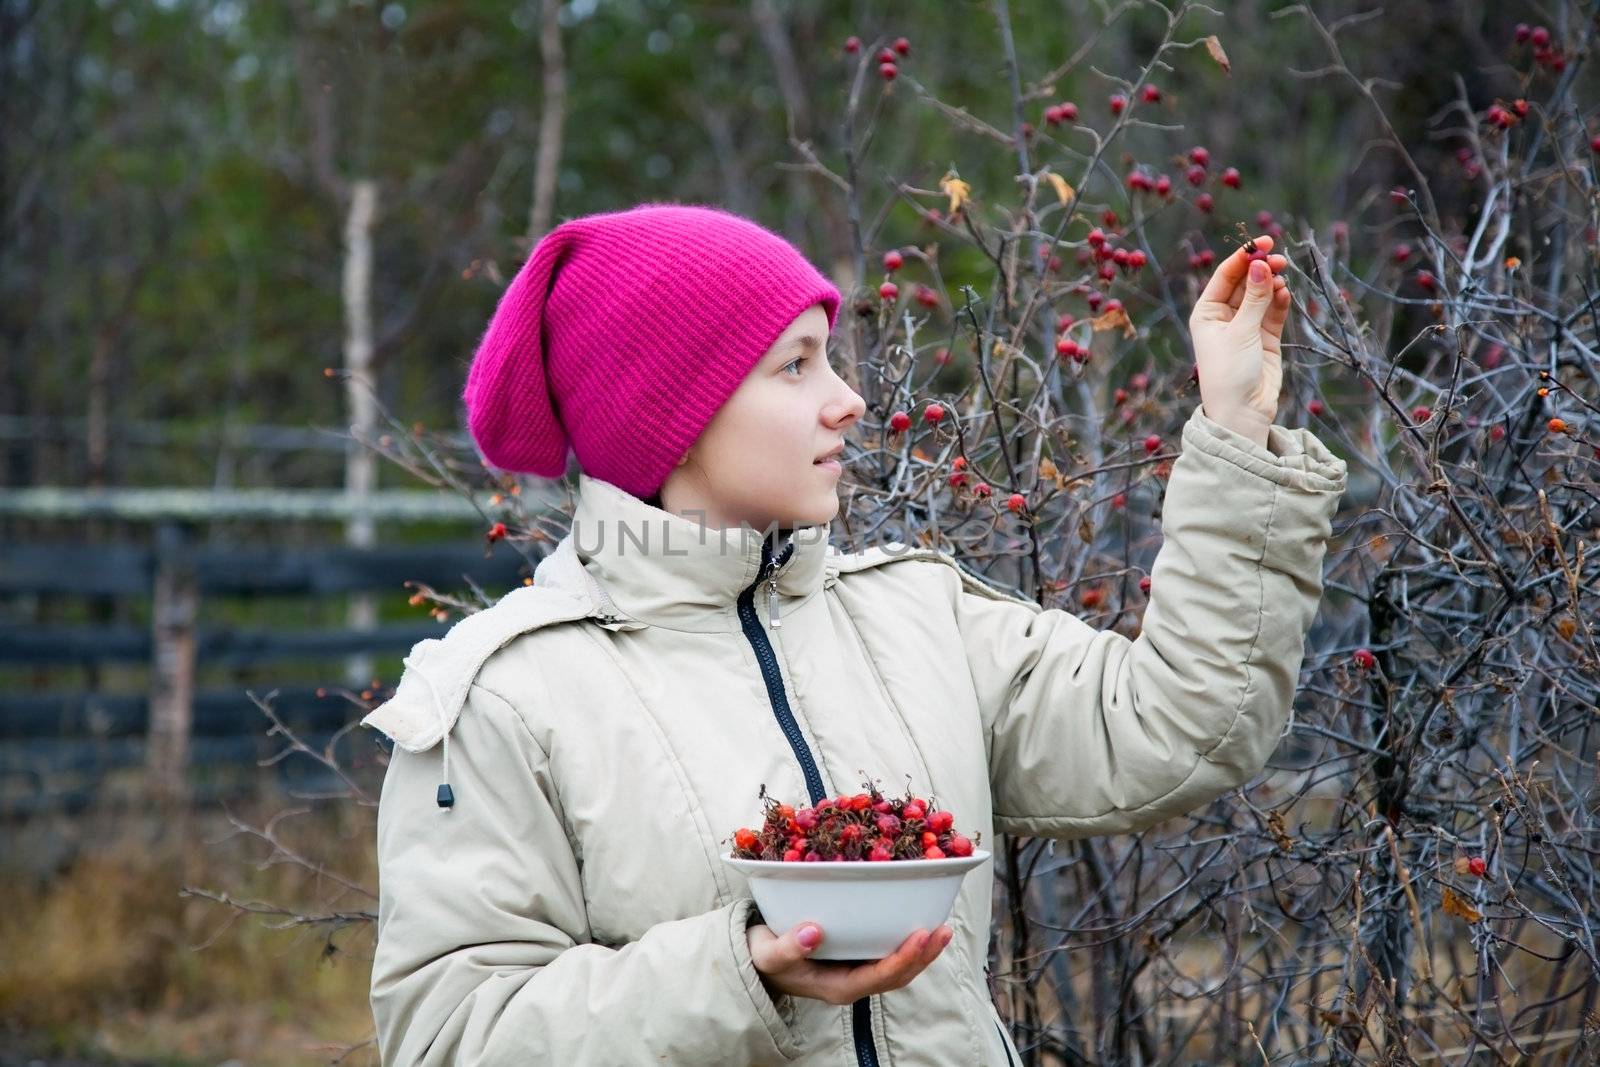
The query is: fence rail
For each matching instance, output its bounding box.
[3,526,539,817]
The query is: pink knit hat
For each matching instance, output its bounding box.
[461,202,842,499]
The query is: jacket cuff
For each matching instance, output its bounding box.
[726,896,804,1059]
[1184,405,1349,495]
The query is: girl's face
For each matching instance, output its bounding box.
[658,303,866,534]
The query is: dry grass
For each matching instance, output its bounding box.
[0,788,379,1067]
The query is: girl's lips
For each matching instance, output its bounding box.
[814,459,842,474]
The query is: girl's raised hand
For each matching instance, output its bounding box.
[1188,234,1292,443]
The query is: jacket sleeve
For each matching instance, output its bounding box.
[368,679,806,1065]
[954,404,1347,840]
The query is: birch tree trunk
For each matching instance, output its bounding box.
[343,178,378,688]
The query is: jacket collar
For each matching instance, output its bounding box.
[535,472,834,633]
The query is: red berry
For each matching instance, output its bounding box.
[1109,93,1126,115]
[924,846,946,859]
[1392,242,1412,264]
[1189,145,1210,167]
[1129,372,1149,391]
[947,834,973,857]
[1138,575,1151,594]
[1548,417,1567,434]
[1055,338,1079,359]
[1081,587,1103,608]
[1143,434,1162,455]
[928,810,954,833]
[734,828,758,851]
[948,471,968,489]
[877,47,895,63]
[1468,856,1487,877]
[914,284,939,308]
[972,481,991,499]
[487,521,508,543]
[1195,192,1214,213]
[1514,23,1531,43]
[1112,492,1127,509]
[1006,493,1026,514]
[844,36,861,54]
[889,410,911,433]
[869,845,893,861]
[1591,135,1600,155]
[1186,164,1207,187]
[1353,647,1377,670]
[1389,185,1409,207]
[1221,167,1241,189]
[903,801,925,820]
[783,848,802,862]
[921,830,938,848]
[923,403,945,424]
[1141,84,1161,103]
[1087,227,1107,248]
[1530,25,1550,47]
[1155,174,1172,197]
[1057,312,1075,330]
[1412,404,1432,423]
[1489,425,1506,442]
[794,807,818,830]
[893,36,911,55]
[879,61,897,81]
[1308,399,1326,417]
[882,249,904,271]
[1059,101,1078,121]
[934,347,951,365]
[879,281,899,301]
[876,814,901,835]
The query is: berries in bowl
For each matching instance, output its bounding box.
[722,782,991,961]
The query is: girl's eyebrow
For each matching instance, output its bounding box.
[782,335,824,355]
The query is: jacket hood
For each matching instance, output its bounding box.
[361,472,839,787]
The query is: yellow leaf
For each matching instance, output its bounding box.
[1442,886,1482,924]
[1205,35,1231,75]
[940,171,971,216]
[1091,306,1135,338]
[1039,457,1058,481]
[1045,172,1075,206]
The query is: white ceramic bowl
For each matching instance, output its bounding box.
[723,849,992,961]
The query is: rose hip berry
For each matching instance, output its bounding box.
[731,781,982,862]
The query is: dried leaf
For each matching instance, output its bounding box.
[1441,886,1482,924]
[1044,172,1075,206]
[1205,35,1232,75]
[1039,457,1058,481]
[1267,810,1295,853]
[1452,856,1473,876]
[1078,516,1094,544]
[940,171,972,216]
[1558,617,1578,640]
[1092,306,1135,338]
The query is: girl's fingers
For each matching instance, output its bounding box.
[1197,235,1279,305]
[1228,272,1288,312]
[1262,278,1292,337]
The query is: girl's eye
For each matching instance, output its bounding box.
[783,356,808,376]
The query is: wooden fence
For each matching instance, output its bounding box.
[1,487,548,818]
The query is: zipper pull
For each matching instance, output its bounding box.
[768,575,781,628]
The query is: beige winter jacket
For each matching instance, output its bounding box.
[361,404,1347,1066]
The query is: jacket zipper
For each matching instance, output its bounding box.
[737,533,880,1067]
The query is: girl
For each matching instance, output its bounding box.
[362,202,1346,1065]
